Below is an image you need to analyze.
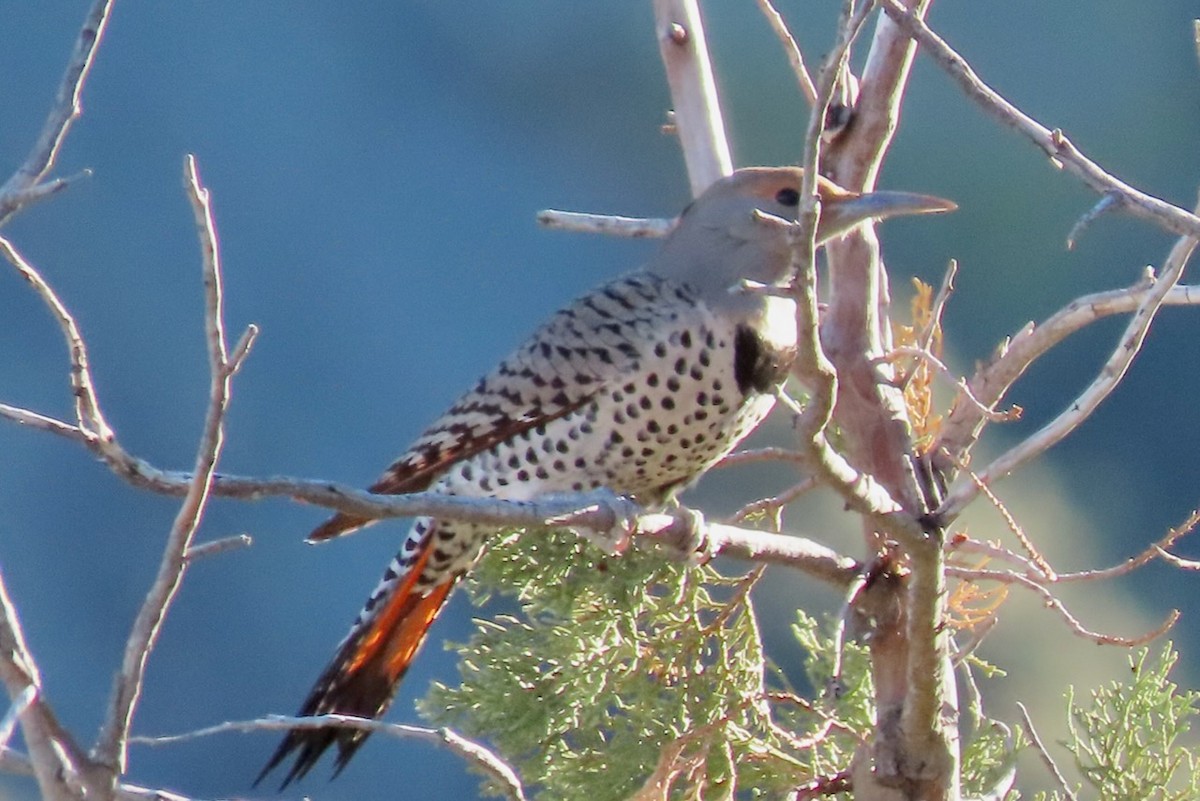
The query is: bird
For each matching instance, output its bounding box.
[257,166,955,786]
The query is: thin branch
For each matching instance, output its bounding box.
[0,687,35,751]
[936,277,1200,475]
[947,566,1179,647]
[0,0,114,226]
[753,0,819,106]
[184,534,253,562]
[536,209,672,238]
[630,510,860,587]
[652,0,733,195]
[938,224,1199,519]
[0,570,91,801]
[887,346,1016,422]
[829,566,873,696]
[729,477,817,527]
[900,258,958,392]
[1016,702,1078,801]
[714,446,806,469]
[94,156,253,774]
[0,747,201,801]
[948,537,1042,577]
[0,404,88,442]
[959,462,1053,580]
[0,236,113,442]
[130,715,527,801]
[787,1,911,527]
[878,0,1200,240]
[1053,509,1200,582]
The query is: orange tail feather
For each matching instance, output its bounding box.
[256,542,456,787]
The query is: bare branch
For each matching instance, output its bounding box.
[714,446,805,469]
[0,236,113,442]
[130,715,527,801]
[0,570,92,801]
[947,566,1179,647]
[184,534,253,562]
[959,462,1053,580]
[938,228,1198,520]
[536,209,673,238]
[887,346,1016,423]
[936,277,1200,474]
[1053,509,1200,582]
[878,0,1200,240]
[0,0,114,226]
[94,156,251,774]
[728,477,817,527]
[0,404,87,443]
[1016,702,1078,801]
[788,2,912,529]
[652,0,733,194]
[0,747,201,801]
[753,0,819,106]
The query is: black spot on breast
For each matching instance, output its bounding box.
[733,324,788,395]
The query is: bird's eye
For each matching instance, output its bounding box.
[774,187,800,207]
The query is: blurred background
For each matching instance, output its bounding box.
[1,2,1198,799]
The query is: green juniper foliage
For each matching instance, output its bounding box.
[420,528,1193,800]
[1032,643,1199,801]
[421,529,876,800]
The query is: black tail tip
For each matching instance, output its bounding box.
[254,727,367,790]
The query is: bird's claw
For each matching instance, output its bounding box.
[545,488,640,555]
[634,507,712,565]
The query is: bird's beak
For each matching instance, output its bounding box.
[819,190,956,242]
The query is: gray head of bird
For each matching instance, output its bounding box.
[650,166,956,299]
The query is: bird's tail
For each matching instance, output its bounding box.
[255,535,455,787]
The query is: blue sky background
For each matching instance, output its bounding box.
[1,3,1198,799]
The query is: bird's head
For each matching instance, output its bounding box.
[652,166,956,295]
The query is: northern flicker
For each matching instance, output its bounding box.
[258,167,954,785]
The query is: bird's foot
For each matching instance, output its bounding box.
[544,488,641,556]
[635,507,712,565]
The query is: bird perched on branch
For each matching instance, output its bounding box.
[258,166,954,786]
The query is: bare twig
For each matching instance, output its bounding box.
[130,715,527,801]
[887,346,1015,422]
[828,566,873,696]
[632,510,860,587]
[729,477,817,527]
[0,687,35,750]
[652,0,733,195]
[960,464,1053,580]
[0,404,88,442]
[536,209,673,238]
[938,226,1199,519]
[753,0,819,106]
[0,236,113,442]
[1016,702,1078,801]
[788,1,910,527]
[899,259,958,392]
[94,156,255,774]
[714,446,806,469]
[936,277,1200,474]
[1066,191,1122,250]
[1153,548,1200,571]
[0,747,200,801]
[0,0,114,226]
[947,566,1179,647]
[184,534,253,561]
[879,0,1200,240]
[0,570,93,801]
[1053,510,1200,583]
[948,538,1041,577]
